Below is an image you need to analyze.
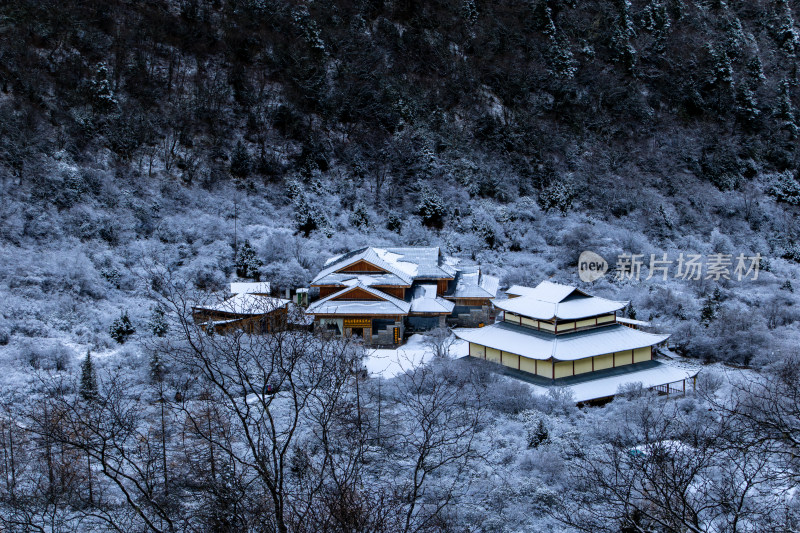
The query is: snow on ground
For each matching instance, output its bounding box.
[364,334,469,378]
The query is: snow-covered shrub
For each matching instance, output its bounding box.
[293,195,332,237]
[534,387,576,416]
[769,171,800,205]
[262,259,311,292]
[538,180,576,214]
[385,211,403,233]
[18,340,72,371]
[485,378,537,414]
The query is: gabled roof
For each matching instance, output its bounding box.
[312,247,416,286]
[493,281,627,321]
[447,267,500,299]
[194,294,289,316]
[507,280,586,302]
[453,322,669,361]
[306,283,411,316]
[409,284,456,314]
[313,247,457,286]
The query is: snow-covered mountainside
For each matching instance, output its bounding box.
[1,0,800,530]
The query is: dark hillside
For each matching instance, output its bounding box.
[1,0,799,364]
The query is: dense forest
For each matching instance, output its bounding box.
[2,0,800,531]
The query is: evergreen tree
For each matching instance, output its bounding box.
[349,202,370,229]
[386,212,403,233]
[610,0,637,74]
[80,350,98,402]
[776,80,798,138]
[462,0,478,26]
[700,287,722,326]
[528,418,549,448]
[774,0,799,56]
[293,195,332,237]
[150,351,165,384]
[90,63,117,113]
[234,240,263,280]
[148,306,169,337]
[416,186,447,229]
[230,140,251,178]
[736,85,760,126]
[642,0,671,52]
[745,55,766,90]
[109,311,136,344]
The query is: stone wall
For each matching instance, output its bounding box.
[447,305,493,328]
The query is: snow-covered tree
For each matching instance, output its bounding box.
[148,306,169,337]
[416,186,447,229]
[80,350,98,401]
[109,311,135,344]
[234,240,263,280]
[349,202,370,229]
[89,62,117,113]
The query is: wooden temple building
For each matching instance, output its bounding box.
[454,281,698,403]
[306,247,499,345]
[192,282,290,334]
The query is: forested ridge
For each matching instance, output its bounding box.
[2,0,800,531]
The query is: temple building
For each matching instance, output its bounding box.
[454,281,698,403]
[192,282,290,334]
[306,247,499,345]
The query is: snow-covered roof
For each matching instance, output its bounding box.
[447,267,499,299]
[312,247,457,286]
[306,283,411,316]
[409,284,456,314]
[194,293,289,316]
[313,272,410,287]
[384,247,457,278]
[516,362,699,403]
[312,247,415,286]
[493,281,627,320]
[230,282,271,294]
[506,285,539,298]
[508,280,585,302]
[453,322,669,361]
[617,317,652,327]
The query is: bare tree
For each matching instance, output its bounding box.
[382,360,484,533]
[555,396,790,533]
[421,328,457,360]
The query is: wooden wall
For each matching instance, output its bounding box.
[376,286,405,299]
[338,260,385,273]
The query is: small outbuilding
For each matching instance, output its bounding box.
[192,282,290,334]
